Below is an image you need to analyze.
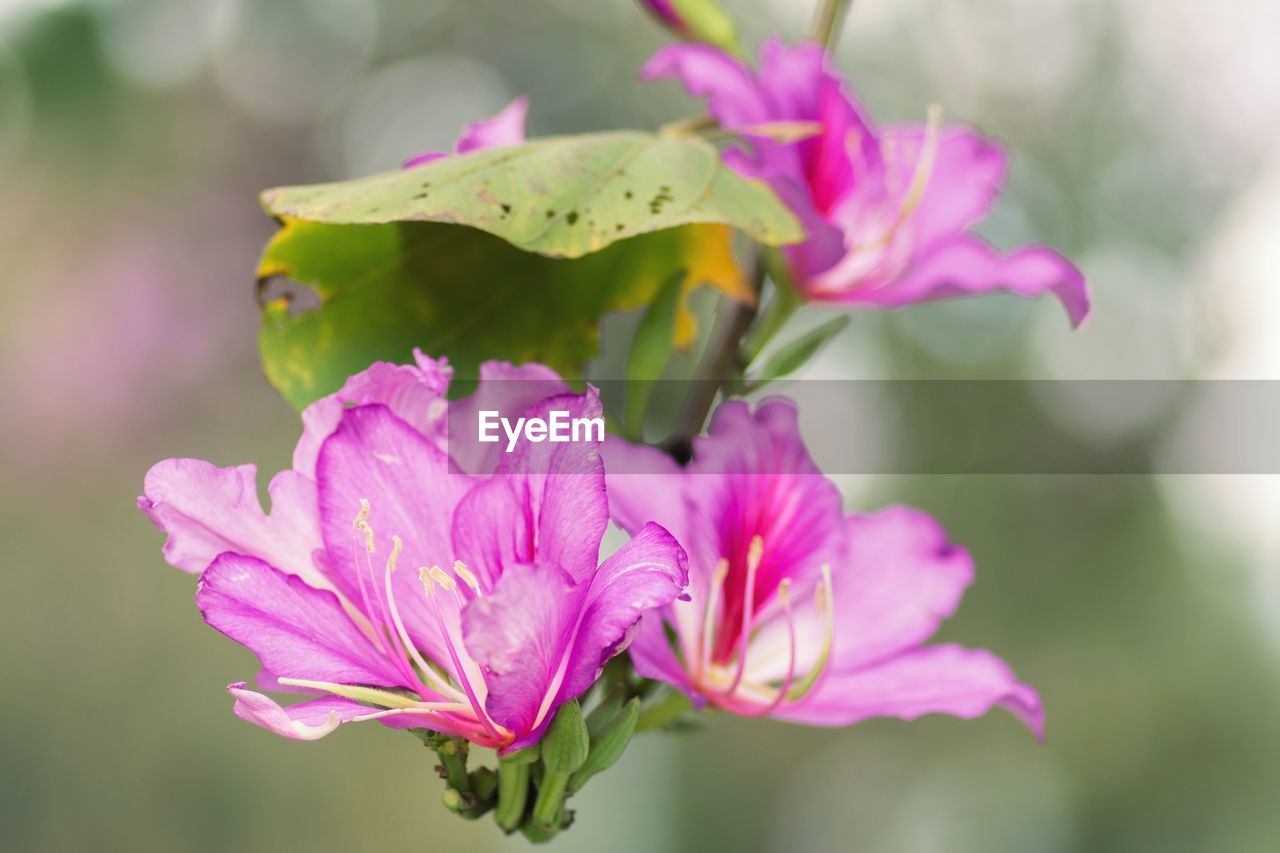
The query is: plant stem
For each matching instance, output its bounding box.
[811,0,853,51]
[531,771,570,828]
[494,761,531,833]
[663,261,765,461]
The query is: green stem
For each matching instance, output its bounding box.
[434,739,470,796]
[494,761,530,833]
[531,771,570,828]
[664,259,766,461]
[811,0,853,51]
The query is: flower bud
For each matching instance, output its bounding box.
[637,0,742,55]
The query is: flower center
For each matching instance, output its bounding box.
[281,500,512,748]
[690,534,835,716]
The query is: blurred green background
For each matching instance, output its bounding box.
[3,1,1279,850]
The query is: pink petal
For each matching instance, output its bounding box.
[227,683,369,741]
[879,125,1008,252]
[830,506,976,670]
[775,644,1044,739]
[640,43,770,127]
[461,561,579,738]
[626,610,691,689]
[293,355,453,479]
[402,151,447,169]
[555,523,688,704]
[316,404,475,663]
[447,359,569,476]
[452,389,606,590]
[602,436,694,548]
[140,460,328,589]
[690,400,846,618]
[462,524,687,743]
[487,390,610,584]
[198,553,404,687]
[454,97,528,154]
[843,234,1090,327]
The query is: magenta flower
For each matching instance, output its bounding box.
[403,97,528,169]
[140,352,687,751]
[604,399,1044,737]
[642,40,1089,326]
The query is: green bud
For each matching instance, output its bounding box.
[569,697,640,793]
[441,788,466,813]
[539,701,589,776]
[670,0,742,56]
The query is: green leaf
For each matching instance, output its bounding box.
[260,131,801,258]
[259,219,751,410]
[743,316,850,393]
[623,270,685,439]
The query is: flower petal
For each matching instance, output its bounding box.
[140,460,328,589]
[227,683,369,741]
[455,97,528,154]
[626,610,692,690]
[775,644,1044,739]
[555,522,689,704]
[461,561,580,738]
[316,404,475,661]
[198,553,404,687]
[689,399,847,654]
[640,43,770,127]
[842,234,1090,327]
[602,436,692,545]
[447,359,569,476]
[830,506,976,669]
[462,524,687,743]
[483,390,610,585]
[293,354,452,479]
[880,125,1008,252]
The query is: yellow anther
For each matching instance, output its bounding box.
[386,535,403,573]
[815,564,832,614]
[747,535,764,574]
[778,577,792,608]
[427,565,457,592]
[418,567,436,599]
[354,498,375,555]
[453,560,480,592]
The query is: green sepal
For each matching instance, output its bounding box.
[569,697,641,793]
[742,315,850,393]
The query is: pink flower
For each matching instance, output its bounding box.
[403,97,528,169]
[642,40,1089,326]
[604,399,1044,737]
[140,352,687,751]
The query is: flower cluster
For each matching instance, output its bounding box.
[142,17,1075,842]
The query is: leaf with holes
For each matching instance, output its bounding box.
[258,218,753,410]
[256,131,805,409]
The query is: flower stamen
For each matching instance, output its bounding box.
[785,564,835,702]
[698,559,730,679]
